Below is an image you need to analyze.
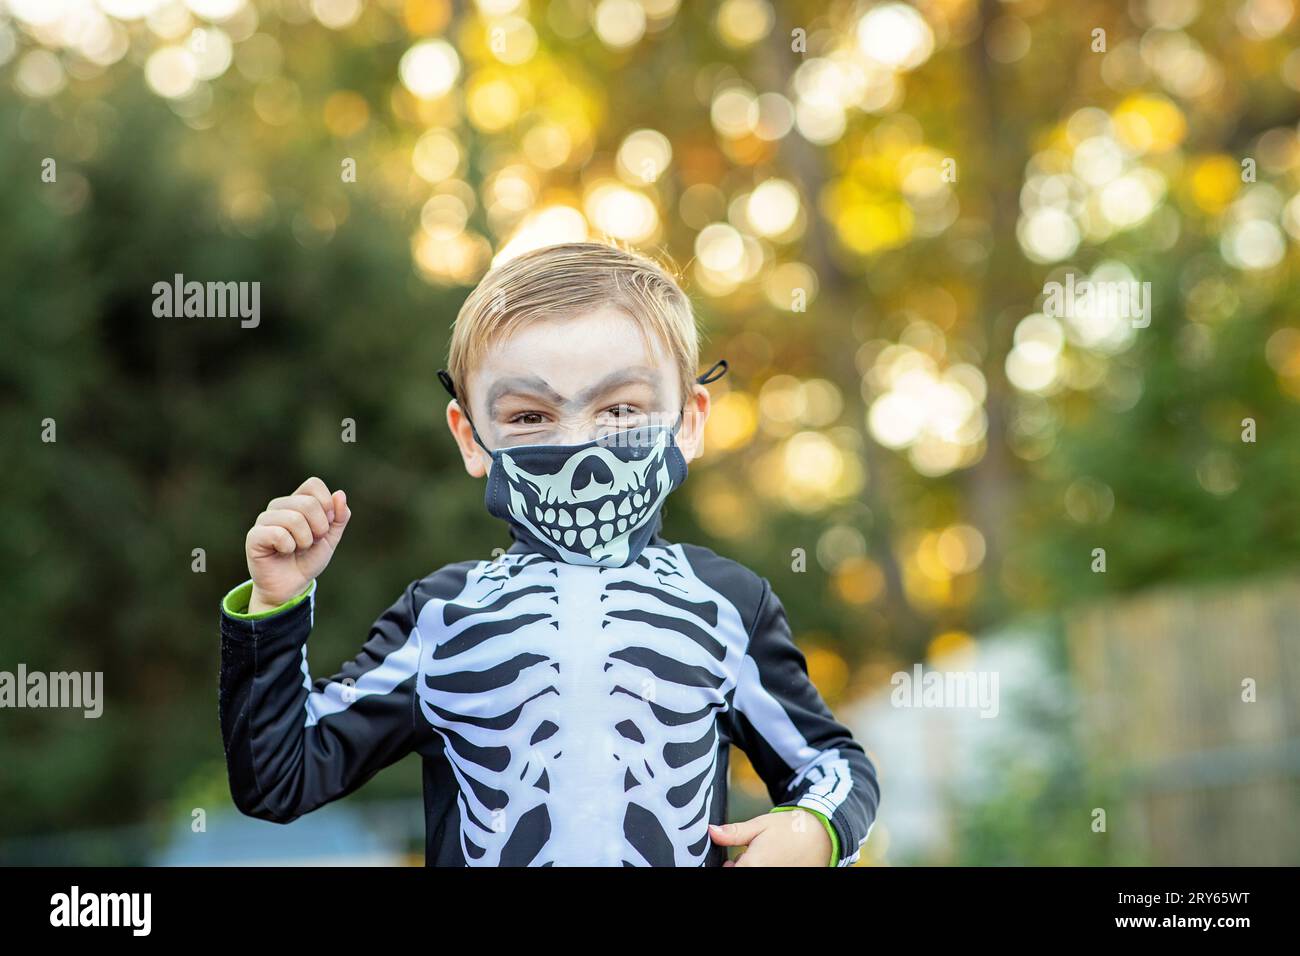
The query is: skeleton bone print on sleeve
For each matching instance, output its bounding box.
[415,545,753,866]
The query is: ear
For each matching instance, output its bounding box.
[676,382,712,462]
[446,399,490,478]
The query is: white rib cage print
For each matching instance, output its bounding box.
[414,545,752,866]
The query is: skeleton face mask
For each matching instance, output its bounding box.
[485,420,686,566]
[438,361,727,568]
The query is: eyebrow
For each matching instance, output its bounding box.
[486,367,663,417]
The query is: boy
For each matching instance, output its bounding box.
[218,242,880,866]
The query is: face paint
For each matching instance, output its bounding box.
[438,360,727,568]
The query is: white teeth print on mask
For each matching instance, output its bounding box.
[485,423,689,568]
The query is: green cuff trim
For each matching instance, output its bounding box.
[222,579,315,620]
[768,805,840,867]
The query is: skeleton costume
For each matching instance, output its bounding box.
[218,364,880,866]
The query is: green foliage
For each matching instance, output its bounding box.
[0,89,489,835]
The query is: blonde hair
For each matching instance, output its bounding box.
[447,241,700,414]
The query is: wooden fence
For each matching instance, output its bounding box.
[1066,573,1300,865]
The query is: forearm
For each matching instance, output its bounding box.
[218,577,423,824]
[219,582,322,822]
[775,743,880,866]
[729,580,882,867]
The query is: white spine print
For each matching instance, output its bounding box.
[415,546,751,865]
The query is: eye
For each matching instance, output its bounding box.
[508,412,548,426]
[602,403,641,421]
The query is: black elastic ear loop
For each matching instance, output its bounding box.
[671,359,729,435]
[697,359,728,385]
[437,368,492,454]
[436,369,458,401]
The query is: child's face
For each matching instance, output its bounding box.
[447,304,711,478]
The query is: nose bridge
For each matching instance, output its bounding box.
[536,407,603,446]
[554,421,598,445]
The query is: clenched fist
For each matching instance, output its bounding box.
[245,476,351,613]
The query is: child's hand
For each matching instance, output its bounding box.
[245,476,351,613]
[708,810,832,867]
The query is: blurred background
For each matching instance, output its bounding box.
[1,0,1298,866]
